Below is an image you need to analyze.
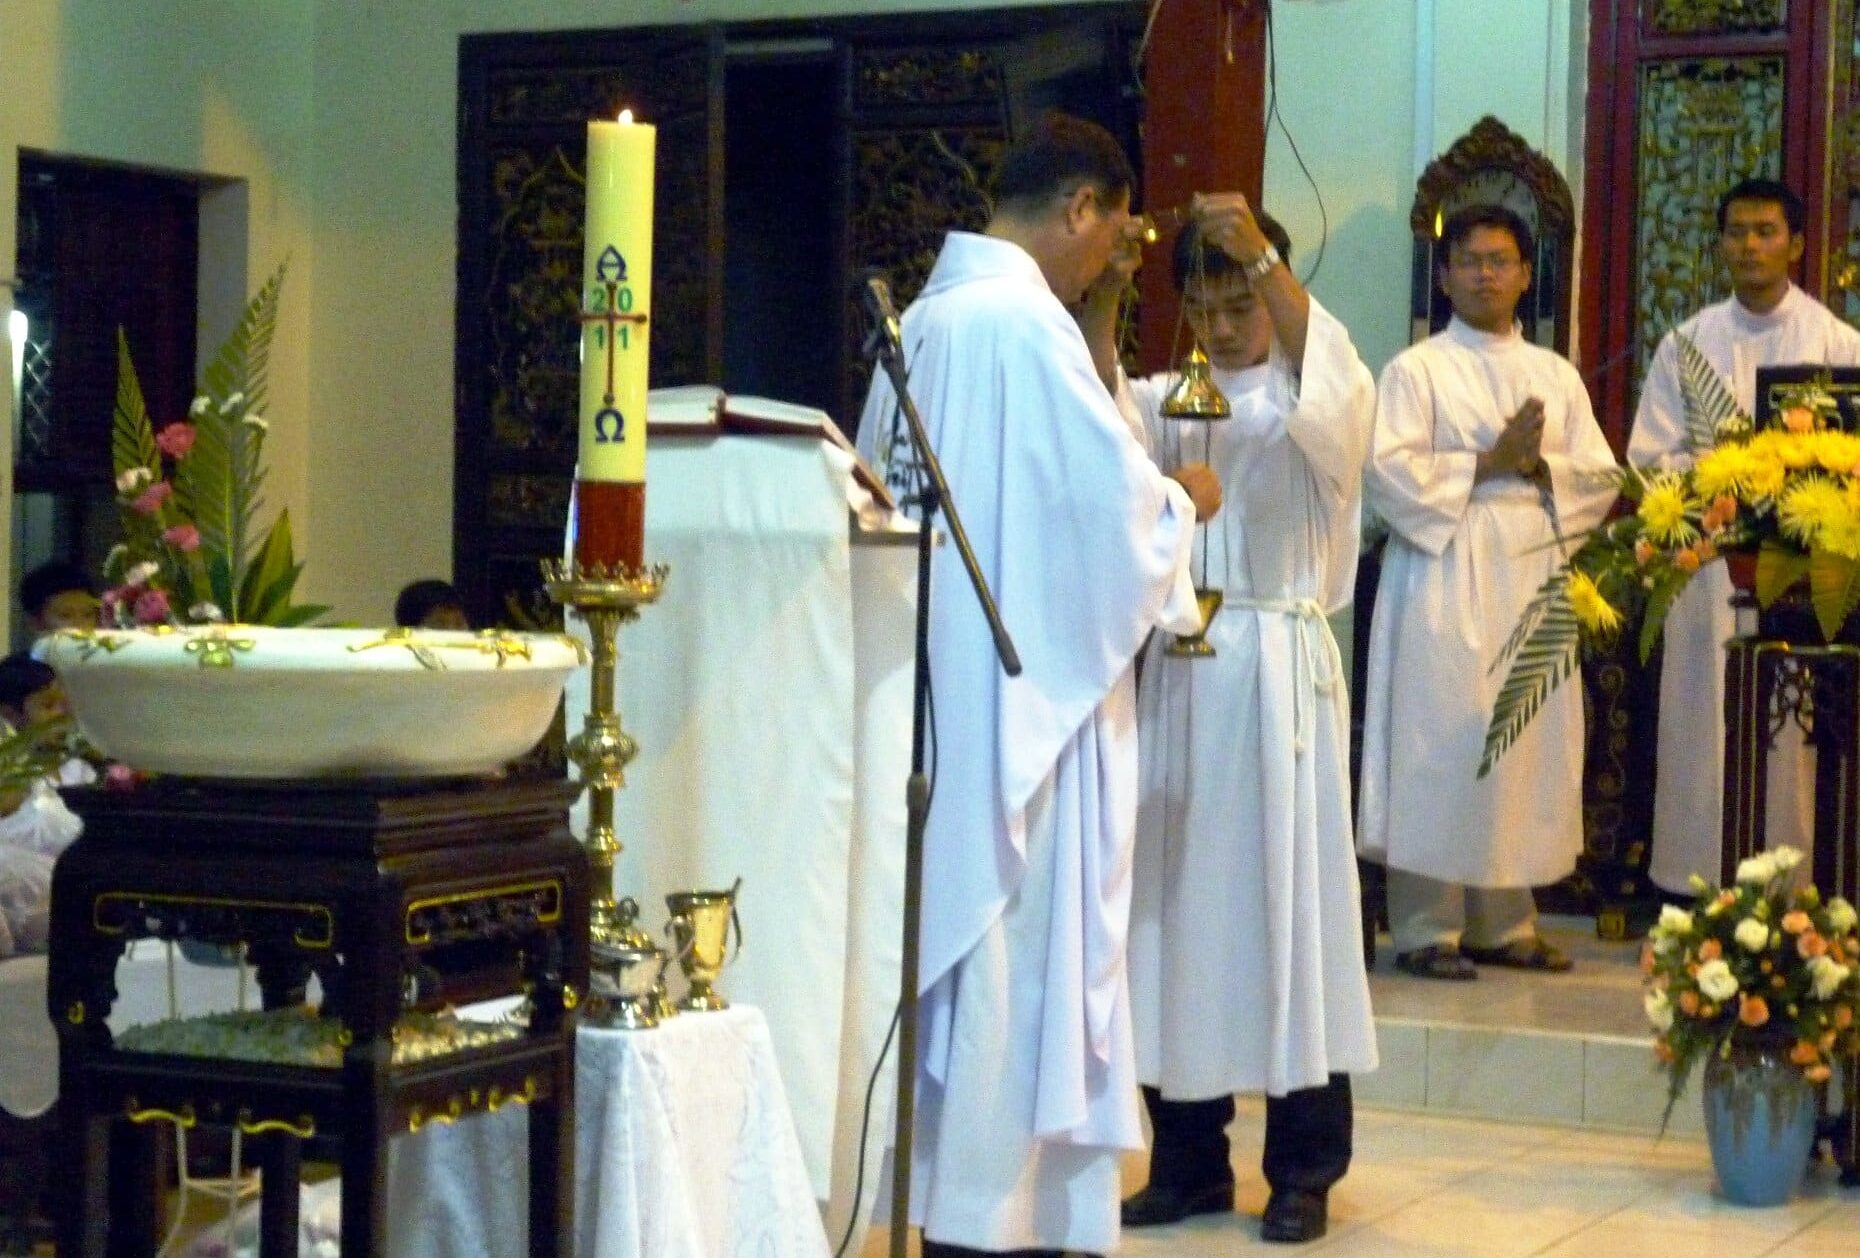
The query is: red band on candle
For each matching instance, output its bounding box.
[574,479,645,572]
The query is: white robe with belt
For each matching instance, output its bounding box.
[1631,285,1860,894]
[855,231,1199,1252]
[1357,318,1619,888]
[1121,298,1380,1099]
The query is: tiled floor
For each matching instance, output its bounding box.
[863,1102,1860,1256]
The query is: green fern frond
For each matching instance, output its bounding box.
[1674,331,1748,450]
[111,330,158,482]
[1480,575,1583,778]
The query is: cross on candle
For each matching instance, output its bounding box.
[579,277,650,442]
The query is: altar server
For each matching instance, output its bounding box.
[1631,178,1860,897]
[1357,204,1619,980]
[854,113,1217,1258]
[1100,199,1377,1244]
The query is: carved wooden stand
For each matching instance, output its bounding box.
[1722,638,1860,1184]
[49,776,589,1256]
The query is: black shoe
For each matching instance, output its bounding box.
[1120,1180,1234,1227]
[1260,1188,1328,1244]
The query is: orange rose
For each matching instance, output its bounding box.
[1836,1005,1854,1029]
[1782,910,1812,935]
[1696,537,1719,561]
[1807,1064,1834,1083]
[1738,994,1771,1027]
[1702,495,1739,532]
[1782,405,1816,433]
[1640,945,1656,976]
[1679,991,1700,1015]
[1699,939,1723,962]
[1791,1040,1821,1066]
[1654,1039,1676,1064]
[1674,548,1702,574]
[1634,538,1655,566]
[1772,975,1788,990]
[1799,931,1829,959]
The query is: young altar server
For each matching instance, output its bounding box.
[854,113,1220,1258]
[1357,204,1619,981]
[1630,178,1860,897]
[1092,199,1377,1244]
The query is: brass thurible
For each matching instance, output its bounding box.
[542,559,668,956]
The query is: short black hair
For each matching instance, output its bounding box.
[991,112,1135,216]
[0,652,56,713]
[1171,210,1294,291]
[1717,178,1806,236]
[394,579,466,629]
[1440,203,1535,266]
[20,561,96,619]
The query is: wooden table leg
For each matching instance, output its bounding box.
[57,1108,110,1258]
[256,1131,302,1258]
[529,1054,576,1258]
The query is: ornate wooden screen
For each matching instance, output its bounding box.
[456,29,722,629]
[1580,1,1839,443]
[453,7,1147,630]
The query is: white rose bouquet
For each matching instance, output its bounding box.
[1643,846,1860,1125]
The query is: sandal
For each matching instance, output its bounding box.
[1461,937,1573,972]
[1394,944,1477,981]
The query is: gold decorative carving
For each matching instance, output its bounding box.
[92,892,335,950]
[1634,57,1785,380]
[1409,115,1575,240]
[404,878,565,946]
[1642,0,1787,36]
[346,626,536,671]
[854,48,1002,109]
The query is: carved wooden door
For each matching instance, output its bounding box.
[455,29,723,627]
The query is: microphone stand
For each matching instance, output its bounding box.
[861,279,1020,1258]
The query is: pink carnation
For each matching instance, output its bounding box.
[162,523,201,552]
[154,422,197,458]
[103,764,142,792]
[130,481,173,515]
[132,588,171,625]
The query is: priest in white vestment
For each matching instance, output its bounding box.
[853,113,1216,1258]
[1089,201,1377,1245]
[1630,178,1860,896]
[1357,205,1619,980]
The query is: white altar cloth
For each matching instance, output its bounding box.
[388,1008,830,1258]
[563,432,913,1240]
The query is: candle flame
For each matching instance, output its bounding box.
[618,109,633,124]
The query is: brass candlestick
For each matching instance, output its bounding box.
[543,558,668,950]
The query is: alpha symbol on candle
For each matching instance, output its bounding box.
[594,408,625,443]
[596,246,627,285]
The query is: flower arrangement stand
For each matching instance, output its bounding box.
[1722,638,1860,1184]
[46,776,589,1257]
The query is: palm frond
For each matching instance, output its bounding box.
[1480,573,1582,778]
[1489,562,1570,676]
[111,330,159,481]
[198,263,286,588]
[1674,331,1748,450]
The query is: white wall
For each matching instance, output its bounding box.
[5,0,1590,625]
[1262,0,1588,374]
[0,0,315,641]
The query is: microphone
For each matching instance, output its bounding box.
[858,269,903,359]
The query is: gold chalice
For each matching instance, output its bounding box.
[666,883,743,1012]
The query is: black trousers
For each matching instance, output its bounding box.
[1142,1074,1353,1196]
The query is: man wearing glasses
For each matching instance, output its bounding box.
[1357,204,1619,982]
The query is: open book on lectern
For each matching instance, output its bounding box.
[647,384,894,511]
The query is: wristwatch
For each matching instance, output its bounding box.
[1244,244,1282,283]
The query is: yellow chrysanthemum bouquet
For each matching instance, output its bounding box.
[1481,336,1851,775]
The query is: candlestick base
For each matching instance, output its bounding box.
[543,559,668,953]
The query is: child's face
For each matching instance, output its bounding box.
[22,681,68,726]
[37,589,100,632]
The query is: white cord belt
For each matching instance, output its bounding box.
[1225,595,1342,755]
